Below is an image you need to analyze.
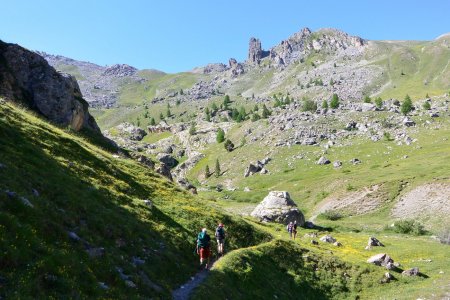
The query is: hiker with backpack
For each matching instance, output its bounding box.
[196,228,211,269]
[215,223,226,256]
[293,220,298,240]
[287,221,294,239]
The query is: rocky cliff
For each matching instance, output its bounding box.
[0,40,99,132]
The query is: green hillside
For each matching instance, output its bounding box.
[0,100,268,298]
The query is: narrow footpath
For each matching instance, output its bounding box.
[172,257,221,300]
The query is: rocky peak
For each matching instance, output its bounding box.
[228,58,244,77]
[103,64,137,77]
[0,40,99,132]
[248,37,263,65]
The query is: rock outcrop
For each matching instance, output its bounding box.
[251,191,305,225]
[103,64,137,77]
[247,38,268,65]
[0,40,99,132]
[228,58,244,77]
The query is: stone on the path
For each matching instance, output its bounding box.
[143,199,153,208]
[19,196,33,208]
[68,231,81,242]
[251,191,305,225]
[86,247,105,258]
[125,280,137,288]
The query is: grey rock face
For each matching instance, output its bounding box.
[156,153,178,168]
[102,64,137,77]
[247,37,268,65]
[0,40,99,132]
[251,191,305,225]
[228,58,244,77]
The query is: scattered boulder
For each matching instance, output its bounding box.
[32,188,40,197]
[142,199,153,208]
[333,241,342,247]
[125,280,137,288]
[345,121,357,130]
[333,161,342,168]
[136,155,155,169]
[251,191,305,225]
[317,156,331,165]
[116,123,147,141]
[381,272,393,284]
[402,267,420,276]
[304,232,318,238]
[402,117,415,127]
[311,240,319,245]
[19,196,33,208]
[367,253,394,268]
[368,237,384,247]
[156,153,178,168]
[320,235,337,243]
[350,158,361,165]
[244,158,271,177]
[68,231,81,242]
[155,163,173,181]
[177,178,197,194]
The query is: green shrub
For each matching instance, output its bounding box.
[422,101,431,110]
[392,220,426,235]
[375,97,383,109]
[363,95,371,103]
[321,210,344,221]
[302,99,317,112]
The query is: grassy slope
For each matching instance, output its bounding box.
[0,101,269,298]
[194,223,450,300]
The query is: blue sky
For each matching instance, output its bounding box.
[1,0,449,73]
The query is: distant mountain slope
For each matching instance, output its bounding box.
[41,28,450,115]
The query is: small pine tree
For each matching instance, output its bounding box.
[333,62,337,68]
[176,99,181,106]
[159,112,164,120]
[180,89,184,95]
[150,117,156,126]
[422,101,431,110]
[205,107,211,122]
[251,113,260,121]
[401,94,413,115]
[211,102,218,112]
[189,123,196,135]
[322,100,329,109]
[375,97,383,109]
[363,95,372,103]
[329,78,334,86]
[223,95,231,109]
[330,94,340,109]
[137,118,141,127]
[216,128,225,143]
[425,93,430,99]
[215,159,221,178]
[262,104,271,118]
[254,104,259,111]
[205,165,210,178]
